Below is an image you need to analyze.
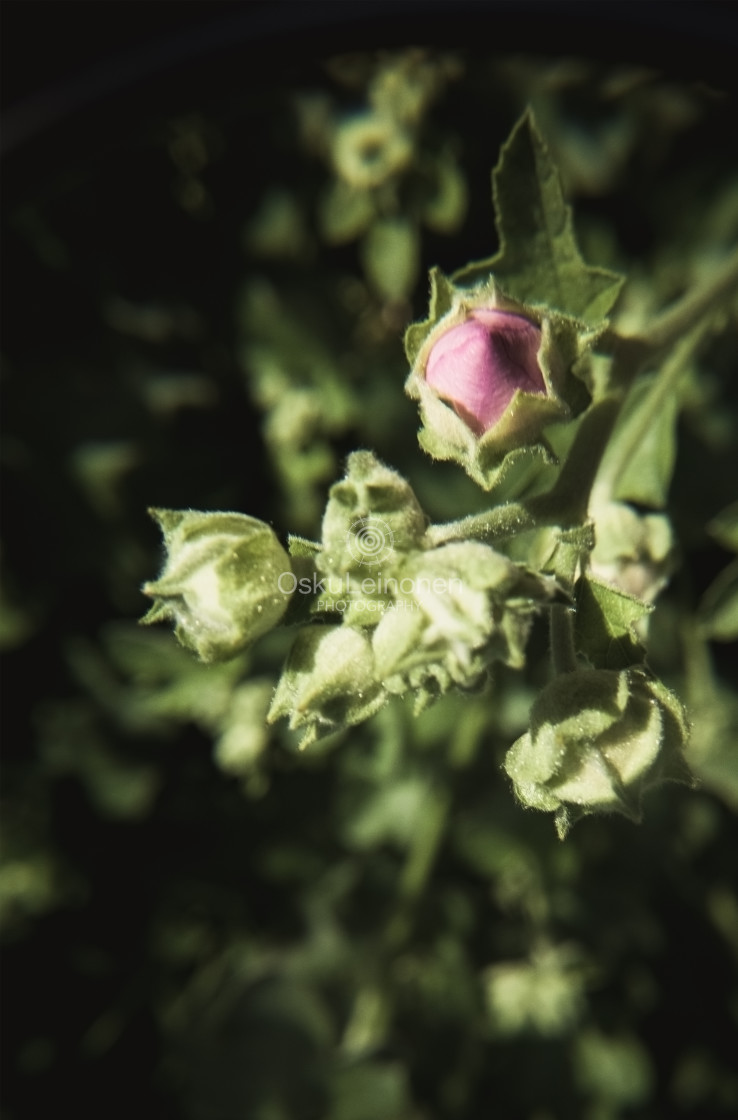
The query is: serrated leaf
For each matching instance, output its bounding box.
[453,111,624,325]
[575,575,652,669]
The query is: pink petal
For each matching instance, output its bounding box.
[425,310,545,434]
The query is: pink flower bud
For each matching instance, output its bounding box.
[425,310,545,435]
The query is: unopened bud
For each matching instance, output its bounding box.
[141,509,292,663]
[320,451,427,575]
[405,276,581,489]
[505,667,691,835]
[268,624,386,748]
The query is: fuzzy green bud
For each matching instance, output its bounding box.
[319,451,427,576]
[268,624,386,748]
[505,668,691,836]
[141,509,292,663]
[589,502,675,603]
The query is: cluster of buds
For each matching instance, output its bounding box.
[140,456,559,747]
[268,540,557,747]
[266,452,559,745]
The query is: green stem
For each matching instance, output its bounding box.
[425,501,539,548]
[550,604,578,675]
[385,783,451,949]
[385,709,486,949]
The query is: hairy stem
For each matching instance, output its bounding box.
[426,501,540,548]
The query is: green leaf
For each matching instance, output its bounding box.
[599,375,679,508]
[422,152,468,233]
[453,110,624,325]
[686,670,738,811]
[318,180,375,244]
[698,558,738,642]
[361,217,420,302]
[708,503,738,552]
[575,575,652,669]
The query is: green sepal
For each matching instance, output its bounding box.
[575,575,652,670]
[452,110,624,324]
[268,624,386,748]
[404,267,456,366]
[644,674,694,790]
[310,570,395,629]
[536,524,596,592]
[280,555,323,628]
[139,601,171,627]
[288,535,322,559]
